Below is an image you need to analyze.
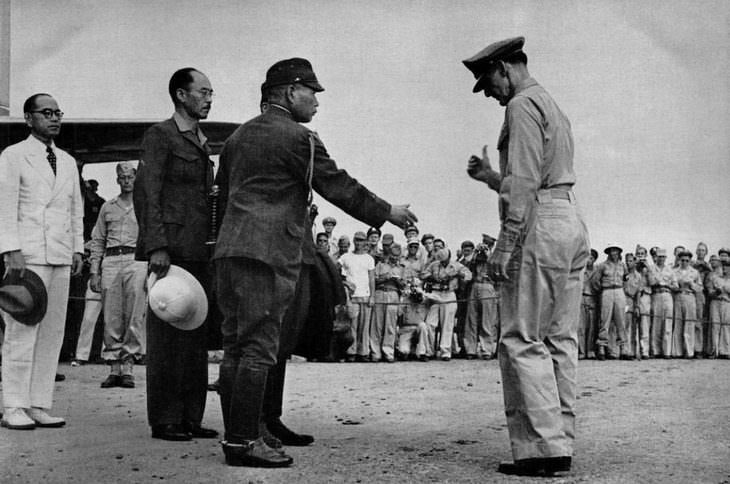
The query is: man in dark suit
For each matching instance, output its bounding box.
[214,58,417,467]
[134,67,218,442]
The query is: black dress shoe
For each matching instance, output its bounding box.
[151,424,192,441]
[498,457,571,477]
[119,375,135,388]
[100,374,121,388]
[207,379,220,392]
[182,422,219,438]
[222,438,292,468]
[266,418,314,446]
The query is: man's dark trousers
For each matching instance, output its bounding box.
[263,264,312,423]
[146,261,209,428]
[216,257,298,443]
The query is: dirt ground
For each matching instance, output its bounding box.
[0,358,728,484]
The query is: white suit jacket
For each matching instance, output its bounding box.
[0,135,84,265]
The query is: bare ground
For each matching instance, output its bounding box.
[1,358,729,484]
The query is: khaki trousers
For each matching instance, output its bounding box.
[672,293,696,358]
[498,193,589,461]
[650,292,673,357]
[709,300,730,357]
[370,290,400,360]
[2,264,70,409]
[464,282,499,357]
[598,288,626,352]
[425,290,457,358]
[100,254,147,361]
[347,296,372,357]
[578,296,597,358]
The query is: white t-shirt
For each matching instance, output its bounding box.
[339,252,375,298]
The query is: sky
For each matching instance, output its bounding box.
[6,0,729,256]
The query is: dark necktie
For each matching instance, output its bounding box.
[46,146,57,176]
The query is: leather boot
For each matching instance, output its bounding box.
[227,365,268,443]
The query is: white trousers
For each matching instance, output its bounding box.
[2,264,70,409]
[74,281,102,361]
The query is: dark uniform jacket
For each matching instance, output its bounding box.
[213,106,391,283]
[134,117,214,262]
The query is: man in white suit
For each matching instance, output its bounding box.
[0,93,84,430]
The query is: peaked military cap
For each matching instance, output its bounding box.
[463,36,525,93]
[262,57,324,92]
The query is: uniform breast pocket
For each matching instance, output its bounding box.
[170,150,201,182]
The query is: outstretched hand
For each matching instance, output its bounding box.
[388,204,418,230]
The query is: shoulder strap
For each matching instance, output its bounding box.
[306,132,316,205]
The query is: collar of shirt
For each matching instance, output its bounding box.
[173,112,207,146]
[268,104,293,118]
[109,195,133,212]
[513,76,538,96]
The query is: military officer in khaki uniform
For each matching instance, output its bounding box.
[464,37,589,476]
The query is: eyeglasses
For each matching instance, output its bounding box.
[30,109,64,119]
[187,88,215,99]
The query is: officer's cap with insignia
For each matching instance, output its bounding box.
[263,58,324,92]
[463,36,525,93]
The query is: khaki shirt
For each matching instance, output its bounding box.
[89,196,139,274]
[483,78,576,253]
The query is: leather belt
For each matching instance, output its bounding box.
[537,187,572,201]
[678,290,694,295]
[602,285,623,290]
[105,246,136,256]
[653,287,671,294]
[582,293,596,297]
[429,283,451,292]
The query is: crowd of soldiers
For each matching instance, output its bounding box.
[315,217,730,363]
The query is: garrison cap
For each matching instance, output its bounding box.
[263,58,324,92]
[421,233,435,243]
[381,234,394,245]
[463,36,525,93]
[338,235,350,243]
[461,240,475,249]
[322,216,337,225]
[353,231,367,241]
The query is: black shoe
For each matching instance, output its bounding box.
[119,375,135,388]
[182,422,218,439]
[207,379,220,392]
[497,456,571,477]
[151,424,192,441]
[259,422,284,450]
[222,438,293,468]
[620,354,633,361]
[100,374,121,388]
[418,355,429,362]
[55,373,66,382]
[266,418,314,446]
